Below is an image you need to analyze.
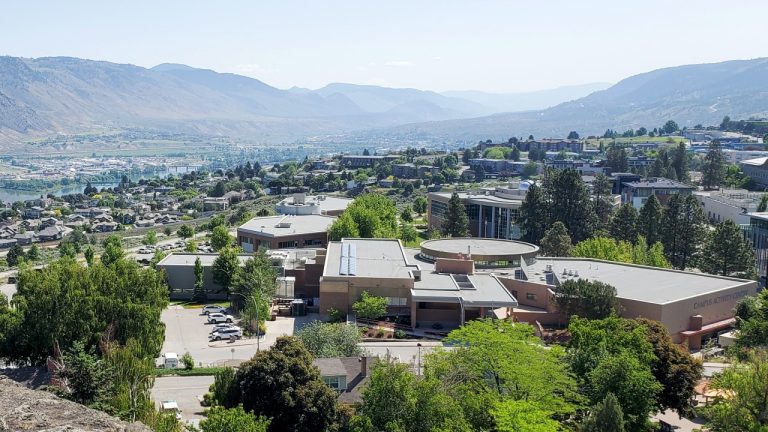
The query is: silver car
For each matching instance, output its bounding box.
[209,327,243,341]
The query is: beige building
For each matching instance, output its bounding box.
[510,257,757,349]
[319,238,518,330]
[237,214,334,252]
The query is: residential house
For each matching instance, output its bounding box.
[14,231,35,245]
[0,238,17,249]
[38,225,65,242]
[93,221,119,233]
[40,217,59,228]
[313,357,372,404]
[24,207,45,219]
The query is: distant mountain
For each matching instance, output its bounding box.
[442,82,612,113]
[380,58,768,142]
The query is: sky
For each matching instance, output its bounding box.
[1,0,767,93]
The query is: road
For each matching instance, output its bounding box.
[151,375,213,423]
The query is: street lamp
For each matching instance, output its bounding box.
[416,343,422,376]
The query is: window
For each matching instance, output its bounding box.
[526,293,537,300]
[277,240,298,248]
[323,375,347,390]
[386,297,407,307]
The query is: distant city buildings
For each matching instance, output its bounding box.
[621,177,695,209]
[739,157,768,189]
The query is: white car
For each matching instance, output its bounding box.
[209,327,243,341]
[207,312,234,324]
[209,323,238,334]
[161,400,182,420]
[202,305,227,315]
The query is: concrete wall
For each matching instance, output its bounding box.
[319,276,414,314]
[158,264,227,300]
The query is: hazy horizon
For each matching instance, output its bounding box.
[1,1,767,93]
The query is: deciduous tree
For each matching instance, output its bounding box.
[295,321,361,358]
[352,291,387,321]
[212,247,240,298]
[210,225,233,251]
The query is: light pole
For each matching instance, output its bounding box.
[230,348,235,360]
[416,343,422,376]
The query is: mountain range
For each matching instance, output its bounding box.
[0,55,766,148]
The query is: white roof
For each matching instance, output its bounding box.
[238,215,335,237]
[740,157,768,166]
[164,352,178,359]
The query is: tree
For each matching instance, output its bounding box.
[701,140,726,190]
[59,341,113,406]
[362,148,370,156]
[492,399,561,432]
[210,225,233,251]
[547,169,597,242]
[540,222,571,256]
[181,351,194,370]
[637,195,663,246]
[672,142,689,182]
[59,242,77,259]
[353,360,471,432]
[705,350,768,431]
[185,240,198,253]
[520,184,548,244]
[427,319,578,430]
[6,244,24,267]
[572,236,670,268]
[442,192,469,237]
[413,196,427,215]
[510,146,521,162]
[226,337,342,432]
[212,247,240,298]
[734,289,768,350]
[232,252,278,307]
[567,131,580,140]
[400,207,413,223]
[592,173,613,226]
[177,224,194,239]
[399,223,418,245]
[84,246,95,267]
[699,220,755,278]
[295,321,361,358]
[758,195,768,212]
[352,291,387,321]
[553,278,619,321]
[662,194,706,270]
[201,405,270,432]
[605,146,629,172]
[100,235,125,266]
[662,120,679,134]
[192,257,207,303]
[102,338,157,423]
[521,161,538,179]
[609,204,638,244]
[25,244,40,262]
[143,230,158,246]
[581,393,625,432]
[211,181,227,197]
[328,193,398,240]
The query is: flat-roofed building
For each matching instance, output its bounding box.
[319,238,518,330]
[156,253,255,299]
[694,189,765,224]
[427,184,529,240]
[743,212,768,284]
[276,193,352,216]
[237,214,334,252]
[621,177,695,209]
[340,155,400,168]
[509,257,757,349]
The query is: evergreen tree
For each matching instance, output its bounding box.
[442,192,469,237]
[672,142,689,182]
[592,173,613,227]
[581,393,625,432]
[638,195,664,246]
[701,140,726,190]
[662,194,706,270]
[520,184,549,244]
[548,169,597,242]
[540,222,572,256]
[192,257,207,303]
[758,194,768,212]
[609,204,638,244]
[6,244,24,267]
[606,146,628,172]
[699,220,755,278]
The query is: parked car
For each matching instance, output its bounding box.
[162,352,179,369]
[209,323,238,334]
[202,305,227,315]
[137,247,152,254]
[209,327,243,341]
[161,400,182,420]
[207,313,234,324]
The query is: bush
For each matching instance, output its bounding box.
[328,308,345,323]
[394,329,407,339]
[376,329,385,338]
[181,351,195,370]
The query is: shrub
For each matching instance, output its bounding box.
[328,308,345,323]
[394,329,407,339]
[181,352,195,370]
[376,329,385,338]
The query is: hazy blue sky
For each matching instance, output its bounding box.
[2,0,766,92]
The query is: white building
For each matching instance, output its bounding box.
[694,189,765,224]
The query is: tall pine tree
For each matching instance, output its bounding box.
[609,204,639,244]
[701,140,725,190]
[699,220,756,278]
[581,393,625,432]
[192,256,207,303]
[442,192,469,237]
[548,169,597,242]
[638,194,664,246]
[540,221,572,257]
[520,184,549,244]
[662,194,706,270]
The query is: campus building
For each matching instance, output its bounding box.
[739,157,768,189]
[340,155,400,168]
[694,189,764,224]
[427,184,529,240]
[511,257,757,349]
[276,193,352,216]
[318,238,520,330]
[621,177,695,209]
[743,212,768,284]
[236,214,335,252]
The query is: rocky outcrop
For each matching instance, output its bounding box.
[0,376,150,432]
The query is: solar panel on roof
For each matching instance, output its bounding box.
[349,243,357,258]
[348,257,357,276]
[339,257,349,275]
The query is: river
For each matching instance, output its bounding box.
[0,166,195,204]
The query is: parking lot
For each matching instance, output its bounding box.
[159,305,317,366]
[151,375,213,422]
